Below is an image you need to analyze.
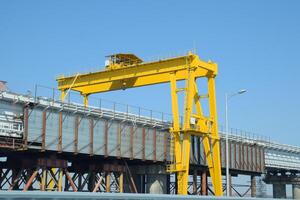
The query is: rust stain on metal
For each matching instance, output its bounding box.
[142,128,146,161]
[41,110,46,151]
[153,129,156,162]
[89,118,94,156]
[23,107,29,149]
[104,121,108,157]
[58,112,63,152]
[164,132,168,161]
[130,126,134,160]
[74,116,79,154]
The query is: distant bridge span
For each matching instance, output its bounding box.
[0,90,299,197]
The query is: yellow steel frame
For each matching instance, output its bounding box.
[56,52,223,196]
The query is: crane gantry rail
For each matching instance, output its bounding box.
[56,52,223,196]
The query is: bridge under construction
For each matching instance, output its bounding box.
[0,53,299,198]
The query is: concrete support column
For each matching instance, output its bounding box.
[273,183,286,198]
[251,175,256,197]
[147,174,167,194]
[125,165,167,194]
[293,184,300,199]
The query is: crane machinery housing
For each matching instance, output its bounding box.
[56,52,223,196]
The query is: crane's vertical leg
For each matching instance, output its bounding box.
[178,69,195,195]
[169,73,183,193]
[61,90,66,102]
[207,77,223,196]
[193,82,216,191]
[83,94,89,107]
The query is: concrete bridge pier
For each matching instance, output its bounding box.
[145,165,168,194]
[273,183,286,198]
[146,174,167,194]
[127,165,168,194]
[293,184,300,199]
[264,171,300,199]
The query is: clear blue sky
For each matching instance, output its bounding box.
[1,0,299,145]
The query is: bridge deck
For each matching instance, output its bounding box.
[0,91,299,172]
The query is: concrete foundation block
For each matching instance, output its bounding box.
[293,185,300,199]
[147,174,167,194]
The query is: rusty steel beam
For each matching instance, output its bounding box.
[238,143,242,169]
[23,107,29,149]
[92,176,103,192]
[65,170,77,192]
[229,141,232,169]
[23,170,38,191]
[246,145,249,171]
[234,142,237,169]
[193,169,197,194]
[201,171,207,195]
[124,161,137,193]
[153,129,156,162]
[41,110,46,151]
[220,141,223,168]
[117,124,121,159]
[104,121,108,157]
[41,168,46,191]
[89,119,94,156]
[130,126,134,160]
[58,112,63,152]
[242,144,245,170]
[250,146,254,171]
[255,146,258,171]
[142,128,146,161]
[258,147,262,172]
[74,116,79,154]
[261,147,265,172]
[164,132,168,161]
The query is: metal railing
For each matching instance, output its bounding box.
[33,84,174,128]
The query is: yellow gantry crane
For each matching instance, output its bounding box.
[56,52,223,196]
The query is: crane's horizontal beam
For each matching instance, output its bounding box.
[57,53,217,95]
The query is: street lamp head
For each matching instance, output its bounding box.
[238,89,247,94]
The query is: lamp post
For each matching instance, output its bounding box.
[225,89,247,196]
